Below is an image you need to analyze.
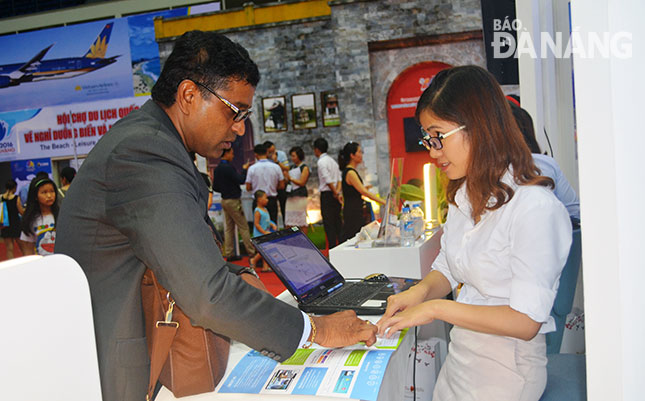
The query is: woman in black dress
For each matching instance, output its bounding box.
[2,180,23,259]
[338,142,385,242]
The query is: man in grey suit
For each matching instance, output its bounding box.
[56,31,376,401]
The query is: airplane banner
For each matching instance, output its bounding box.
[0,96,149,162]
[0,19,134,112]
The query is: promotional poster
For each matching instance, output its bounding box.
[0,19,134,111]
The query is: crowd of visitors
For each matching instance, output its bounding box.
[212,136,385,260]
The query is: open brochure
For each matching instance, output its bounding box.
[218,329,408,400]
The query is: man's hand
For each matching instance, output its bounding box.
[311,310,377,347]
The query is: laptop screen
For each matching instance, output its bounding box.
[253,229,344,302]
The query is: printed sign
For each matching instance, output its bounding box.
[0,96,149,162]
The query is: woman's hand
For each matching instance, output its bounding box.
[376,284,428,336]
[377,300,439,337]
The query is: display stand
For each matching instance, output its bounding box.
[329,226,443,280]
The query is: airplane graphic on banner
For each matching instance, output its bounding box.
[0,23,119,89]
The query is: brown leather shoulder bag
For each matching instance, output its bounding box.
[141,269,230,400]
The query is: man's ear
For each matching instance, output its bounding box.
[175,79,200,116]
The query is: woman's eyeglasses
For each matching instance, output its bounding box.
[192,80,253,122]
[418,125,466,151]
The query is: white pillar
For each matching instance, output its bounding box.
[571,1,645,400]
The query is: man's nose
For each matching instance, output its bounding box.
[232,120,246,136]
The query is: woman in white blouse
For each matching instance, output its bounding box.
[377,65,572,401]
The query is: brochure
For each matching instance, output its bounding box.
[219,329,407,400]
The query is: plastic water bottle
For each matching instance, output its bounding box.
[400,206,415,247]
[411,205,425,241]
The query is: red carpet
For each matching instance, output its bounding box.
[0,241,24,261]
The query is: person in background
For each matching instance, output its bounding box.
[212,147,256,261]
[249,190,277,272]
[338,142,385,242]
[18,171,48,208]
[1,180,23,259]
[58,166,76,199]
[509,102,581,224]
[377,65,572,401]
[55,31,376,401]
[284,146,310,233]
[20,177,58,256]
[313,137,343,249]
[264,140,289,227]
[245,143,285,223]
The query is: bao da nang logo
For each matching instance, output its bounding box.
[492,18,632,59]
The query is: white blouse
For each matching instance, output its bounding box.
[432,170,572,333]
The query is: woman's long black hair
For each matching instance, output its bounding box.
[21,177,59,236]
[338,142,360,170]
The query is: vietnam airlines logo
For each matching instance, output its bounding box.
[87,34,109,58]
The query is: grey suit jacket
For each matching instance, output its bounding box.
[55,100,304,401]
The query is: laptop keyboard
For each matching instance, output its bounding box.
[316,282,386,306]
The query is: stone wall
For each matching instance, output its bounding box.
[158,0,484,205]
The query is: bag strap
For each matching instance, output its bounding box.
[146,273,179,401]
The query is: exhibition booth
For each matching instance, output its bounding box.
[2,0,644,400]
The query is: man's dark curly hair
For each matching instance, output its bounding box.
[152,31,260,106]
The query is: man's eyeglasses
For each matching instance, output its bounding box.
[192,80,252,122]
[418,125,466,151]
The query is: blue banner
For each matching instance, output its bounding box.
[10,157,53,200]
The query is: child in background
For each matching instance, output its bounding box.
[20,177,58,256]
[250,190,276,272]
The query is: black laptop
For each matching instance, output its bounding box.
[251,227,393,315]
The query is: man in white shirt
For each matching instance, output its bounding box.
[313,138,342,248]
[246,143,285,223]
[264,140,290,227]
